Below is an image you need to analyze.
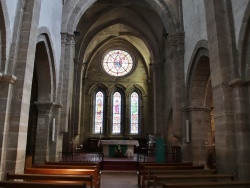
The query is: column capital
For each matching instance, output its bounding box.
[61,32,76,45]
[35,101,55,115]
[228,78,247,87]
[165,32,185,47]
[54,103,63,108]
[0,74,17,84]
[187,105,212,113]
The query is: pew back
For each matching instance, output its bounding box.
[0,181,86,188]
[6,172,93,188]
[138,162,193,187]
[24,168,99,188]
[162,181,250,188]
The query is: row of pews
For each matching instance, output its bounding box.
[138,162,250,188]
[0,158,101,188]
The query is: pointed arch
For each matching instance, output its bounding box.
[62,0,177,34]
[0,1,10,72]
[238,1,250,79]
[35,33,56,102]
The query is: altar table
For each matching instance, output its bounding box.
[98,140,139,157]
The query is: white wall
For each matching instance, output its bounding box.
[231,0,249,46]
[182,0,208,81]
[38,0,63,81]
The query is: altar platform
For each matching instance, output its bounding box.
[102,155,138,170]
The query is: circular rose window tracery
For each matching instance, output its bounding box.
[102,50,133,77]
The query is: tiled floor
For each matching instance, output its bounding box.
[100,170,138,188]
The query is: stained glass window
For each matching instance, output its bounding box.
[112,92,121,133]
[94,91,104,134]
[130,92,139,134]
[103,50,133,77]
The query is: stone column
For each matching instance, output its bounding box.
[151,61,165,135]
[229,78,250,180]
[34,102,54,163]
[165,33,185,144]
[188,106,212,166]
[0,75,16,178]
[59,33,75,134]
[72,59,86,138]
[4,0,42,174]
[204,0,237,174]
[49,103,62,161]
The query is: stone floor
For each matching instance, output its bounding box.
[100,170,138,188]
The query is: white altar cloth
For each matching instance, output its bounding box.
[98,140,139,146]
[98,140,139,157]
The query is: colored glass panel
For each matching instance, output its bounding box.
[130,92,139,134]
[112,92,121,133]
[94,91,104,133]
[103,50,133,77]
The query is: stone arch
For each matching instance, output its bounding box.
[108,83,126,96]
[35,32,56,102]
[126,84,147,98]
[0,1,10,72]
[81,23,153,70]
[237,1,250,79]
[27,33,56,163]
[186,42,214,167]
[62,0,178,34]
[37,27,57,93]
[88,83,108,95]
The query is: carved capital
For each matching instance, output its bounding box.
[187,105,212,113]
[61,32,68,43]
[54,103,63,109]
[61,32,76,45]
[0,74,17,84]
[165,32,185,47]
[35,101,55,115]
[228,78,247,87]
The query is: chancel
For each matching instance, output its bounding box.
[1,0,250,187]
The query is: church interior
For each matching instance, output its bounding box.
[0,0,250,187]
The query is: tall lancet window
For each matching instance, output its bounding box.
[130,92,139,134]
[94,91,104,134]
[112,92,122,134]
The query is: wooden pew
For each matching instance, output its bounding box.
[45,161,101,173]
[0,181,87,188]
[24,168,99,188]
[34,164,101,186]
[141,165,204,188]
[34,164,98,170]
[141,165,205,188]
[6,172,93,188]
[148,173,235,188]
[138,162,193,187]
[161,181,250,187]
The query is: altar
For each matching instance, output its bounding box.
[98,140,139,157]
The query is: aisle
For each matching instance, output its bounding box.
[100,170,138,188]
